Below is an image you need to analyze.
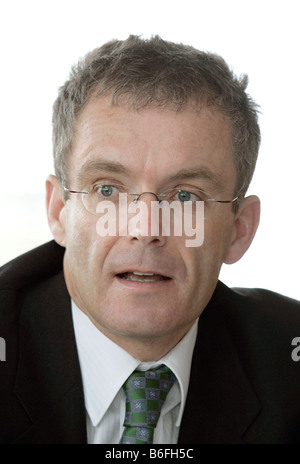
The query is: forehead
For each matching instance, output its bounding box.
[69,96,236,190]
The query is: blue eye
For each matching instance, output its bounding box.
[96,184,120,198]
[177,190,191,202]
[176,190,200,202]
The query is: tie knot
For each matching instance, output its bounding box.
[120,365,176,444]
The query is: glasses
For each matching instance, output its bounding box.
[63,183,239,215]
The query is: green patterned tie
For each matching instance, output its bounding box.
[119,365,176,444]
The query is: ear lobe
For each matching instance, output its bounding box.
[46,174,67,247]
[224,195,260,265]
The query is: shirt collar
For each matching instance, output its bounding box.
[71,300,198,428]
[158,320,198,426]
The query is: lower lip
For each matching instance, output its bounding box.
[115,275,172,290]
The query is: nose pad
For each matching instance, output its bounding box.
[132,192,162,204]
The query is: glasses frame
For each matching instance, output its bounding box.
[128,190,239,204]
[63,185,239,216]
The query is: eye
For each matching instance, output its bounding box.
[174,188,206,203]
[94,184,121,199]
[176,190,193,202]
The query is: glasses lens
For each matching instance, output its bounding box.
[81,186,130,215]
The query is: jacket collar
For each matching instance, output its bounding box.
[178,281,262,444]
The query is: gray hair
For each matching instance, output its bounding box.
[52,35,261,207]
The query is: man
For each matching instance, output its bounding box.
[1,35,300,444]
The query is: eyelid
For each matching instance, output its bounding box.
[91,180,127,190]
[164,184,210,195]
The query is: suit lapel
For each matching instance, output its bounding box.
[13,271,87,444]
[178,282,262,444]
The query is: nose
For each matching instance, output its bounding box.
[127,193,167,246]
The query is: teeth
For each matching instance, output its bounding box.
[117,270,168,283]
[133,271,155,276]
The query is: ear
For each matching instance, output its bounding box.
[46,174,67,247]
[224,195,260,264]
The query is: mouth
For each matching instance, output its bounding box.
[116,271,171,283]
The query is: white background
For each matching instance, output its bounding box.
[0,0,299,299]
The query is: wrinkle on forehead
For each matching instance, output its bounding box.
[69,98,236,194]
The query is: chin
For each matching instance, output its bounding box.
[109,306,189,337]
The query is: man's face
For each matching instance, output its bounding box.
[60,96,237,357]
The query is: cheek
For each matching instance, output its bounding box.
[205,211,235,254]
[184,215,234,279]
[64,206,114,272]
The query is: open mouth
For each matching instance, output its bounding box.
[116,271,171,283]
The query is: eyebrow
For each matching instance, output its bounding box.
[76,159,131,183]
[76,159,225,191]
[165,166,225,192]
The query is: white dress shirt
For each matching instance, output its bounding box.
[71,301,198,444]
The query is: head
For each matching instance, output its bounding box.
[47,35,261,360]
[52,35,260,207]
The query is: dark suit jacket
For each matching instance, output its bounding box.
[1,240,300,444]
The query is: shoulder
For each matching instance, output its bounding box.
[231,285,300,309]
[214,281,300,372]
[216,280,300,322]
[232,284,300,330]
[0,241,65,292]
[210,281,300,358]
[0,241,66,329]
